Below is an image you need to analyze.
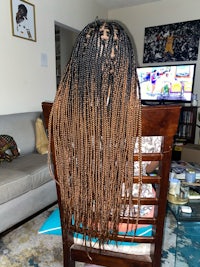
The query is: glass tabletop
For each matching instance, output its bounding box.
[167,200,200,222]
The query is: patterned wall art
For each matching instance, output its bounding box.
[10,0,36,41]
[143,20,200,63]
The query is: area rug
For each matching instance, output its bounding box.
[0,204,196,267]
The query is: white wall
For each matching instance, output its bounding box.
[0,0,107,115]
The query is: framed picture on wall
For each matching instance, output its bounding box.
[10,0,36,41]
[143,19,200,63]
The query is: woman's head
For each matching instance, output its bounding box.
[16,4,27,24]
[60,20,138,106]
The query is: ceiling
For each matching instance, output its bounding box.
[95,0,161,10]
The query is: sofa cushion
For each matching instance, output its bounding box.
[0,153,53,190]
[0,112,41,155]
[0,169,31,204]
[0,134,20,162]
[35,117,48,155]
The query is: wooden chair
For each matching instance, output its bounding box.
[42,101,181,267]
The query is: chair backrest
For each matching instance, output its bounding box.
[42,101,181,267]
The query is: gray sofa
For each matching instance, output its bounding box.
[0,112,57,234]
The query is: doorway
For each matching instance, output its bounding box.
[55,23,79,87]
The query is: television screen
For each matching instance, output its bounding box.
[137,64,196,103]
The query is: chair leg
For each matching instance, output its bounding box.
[62,231,76,267]
[62,241,75,267]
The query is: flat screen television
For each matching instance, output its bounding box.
[137,63,196,104]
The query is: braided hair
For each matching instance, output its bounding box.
[49,20,142,246]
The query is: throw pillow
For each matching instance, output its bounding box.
[0,134,20,162]
[35,117,48,154]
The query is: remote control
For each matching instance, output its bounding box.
[180,206,192,213]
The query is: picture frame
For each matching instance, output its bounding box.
[10,0,36,42]
[143,19,200,63]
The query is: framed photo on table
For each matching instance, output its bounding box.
[10,0,36,41]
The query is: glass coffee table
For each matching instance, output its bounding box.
[167,200,200,267]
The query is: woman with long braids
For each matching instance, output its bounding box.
[16,4,32,39]
[48,20,160,249]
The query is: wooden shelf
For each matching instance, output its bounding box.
[172,106,197,160]
[175,106,197,143]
